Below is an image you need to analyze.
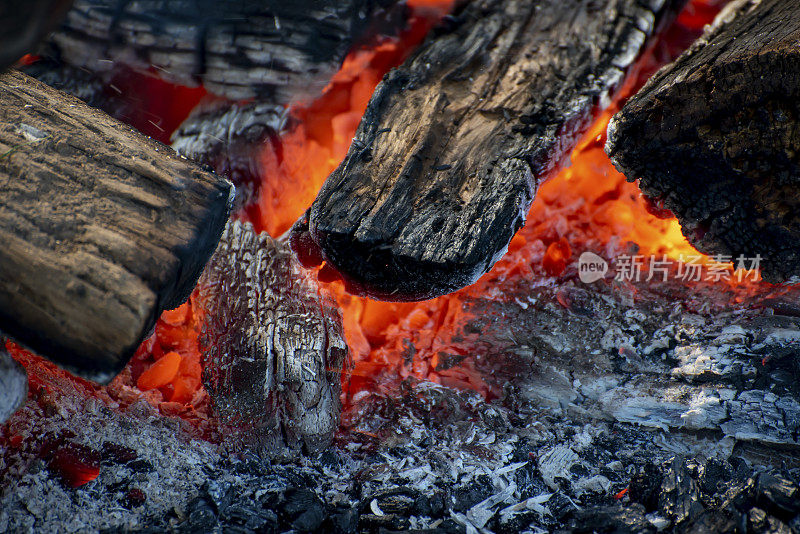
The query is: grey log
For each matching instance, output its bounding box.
[0,347,27,424]
[197,220,348,455]
[41,0,400,102]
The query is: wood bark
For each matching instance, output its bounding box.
[0,69,232,382]
[298,0,687,302]
[41,0,400,102]
[197,220,348,455]
[606,0,800,283]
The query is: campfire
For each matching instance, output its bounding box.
[2,0,799,532]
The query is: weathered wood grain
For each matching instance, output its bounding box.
[299,0,687,301]
[606,0,800,283]
[0,69,232,382]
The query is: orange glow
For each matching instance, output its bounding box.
[7,0,759,424]
[252,5,452,237]
[133,0,741,409]
[136,351,181,391]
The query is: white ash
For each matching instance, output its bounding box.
[1,272,800,532]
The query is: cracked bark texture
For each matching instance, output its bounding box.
[40,0,399,102]
[606,0,800,283]
[197,220,348,455]
[0,69,232,382]
[298,0,687,301]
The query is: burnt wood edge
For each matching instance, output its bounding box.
[605,0,800,283]
[299,0,688,302]
[0,70,234,383]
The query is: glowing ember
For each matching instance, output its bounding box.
[110,0,738,408]
[8,0,762,424]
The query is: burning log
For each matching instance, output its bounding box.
[197,220,348,455]
[295,0,686,301]
[171,101,288,210]
[606,0,800,283]
[41,0,400,102]
[0,69,233,382]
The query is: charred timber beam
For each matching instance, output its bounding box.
[198,220,348,455]
[42,0,401,102]
[296,0,687,301]
[0,69,232,382]
[606,0,800,283]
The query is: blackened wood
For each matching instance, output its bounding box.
[0,0,73,70]
[43,0,399,102]
[198,220,348,455]
[606,0,800,283]
[171,101,288,211]
[300,0,686,301]
[0,69,232,382]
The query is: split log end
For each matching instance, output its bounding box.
[0,69,233,382]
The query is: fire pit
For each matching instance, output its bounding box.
[1,0,799,532]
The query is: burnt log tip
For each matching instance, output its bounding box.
[300,0,686,301]
[295,158,534,302]
[200,219,348,454]
[605,0,800,283]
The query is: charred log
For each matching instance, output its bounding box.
[171,101,289,211]
[0,69,233,382]
[197,220,348,456]
[40,0,400,102]
[297,0,686,301]
[606,0,800,283]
